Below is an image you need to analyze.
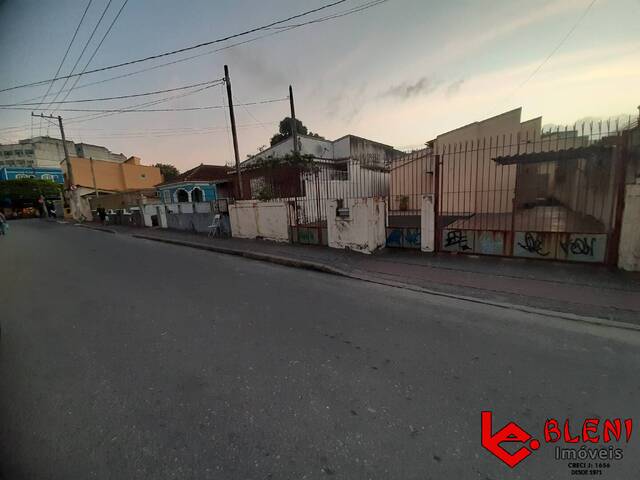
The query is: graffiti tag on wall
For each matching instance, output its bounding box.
[513,232,607,263]
[517,232,550,256]
[558,234,607,263]
[442,229,474,252]
[386,228,421,249]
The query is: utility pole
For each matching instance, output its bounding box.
[224,65,243,200]
[31,113,74,189]
[289,85,298,155]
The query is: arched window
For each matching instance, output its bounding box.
[41,173,53,181]
[176,189,189,203]
[191,187,203,202]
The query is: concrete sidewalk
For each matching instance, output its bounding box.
[74,222,640,326]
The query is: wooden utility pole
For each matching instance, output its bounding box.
[224,65,243,200]
[31,113,74,189]
[289,85,298,155]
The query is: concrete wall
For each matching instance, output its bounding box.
[327,197,386,254]
[229,200,290,242]
[299,163,389,223]
[421,194,435,252]
[618,183,640,271]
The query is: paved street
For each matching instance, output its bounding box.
[1,220,639,479]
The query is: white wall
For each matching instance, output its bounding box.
[421,194,435,252]
[327,197,386,254]
[229,200,290,242]
[618,183,640,271]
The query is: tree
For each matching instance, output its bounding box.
[0,178,62,207]
[154,163,180,182]
[270,117,324,146]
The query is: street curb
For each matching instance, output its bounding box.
[74,224,117,234]
[131,233,640,333]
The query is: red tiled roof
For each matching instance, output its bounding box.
[159,164,232,186]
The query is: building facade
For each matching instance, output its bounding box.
[62,155,163,197]
[0,136,128,168]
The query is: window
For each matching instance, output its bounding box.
[25,149,34,155]
[176,189,189,203]
[4,151,12,156]
[140,173,146,179]
[191,187,203,202]
[14,150,23,157]
[15,173,28,179]
[162,190,171,203]
[41,174,53,180]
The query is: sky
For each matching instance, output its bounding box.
[0,0,638,172]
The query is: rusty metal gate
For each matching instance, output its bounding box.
[435,123,631,264]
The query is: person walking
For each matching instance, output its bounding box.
[0,211,8,236]
[96,206,107,225]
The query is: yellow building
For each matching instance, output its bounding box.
[63,155,163,197]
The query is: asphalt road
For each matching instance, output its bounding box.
[1,220,639,479]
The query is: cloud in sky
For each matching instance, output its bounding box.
[336,41,640,149]
[445,79,465,98]
[382,76,439,100]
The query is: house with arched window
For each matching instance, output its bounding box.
[156,164,234,204]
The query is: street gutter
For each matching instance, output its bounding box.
[130,233,640,333]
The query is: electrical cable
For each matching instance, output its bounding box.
[34,0,94,110]
[3,97,288,113]
[54,0,130,111]
[45,0,115,109]
[1,79,223,106]
[0,0,357,93]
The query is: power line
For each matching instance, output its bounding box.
[55,0,130,111]
[65,122,280,139]
[8,0,387,104]
[10,27,289,107]
[63,81,220,124]
[45,0,115,110]
[7,97,288,113]
[505,0,597,101]
[34,0,94,110]
[269,0,387,29]
[0,0,353,94]
[0,79,223,106]
[233,93,275,137]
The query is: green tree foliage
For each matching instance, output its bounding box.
[270,117,324,146]
[154,163,180,182]
[0,178,62,203]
